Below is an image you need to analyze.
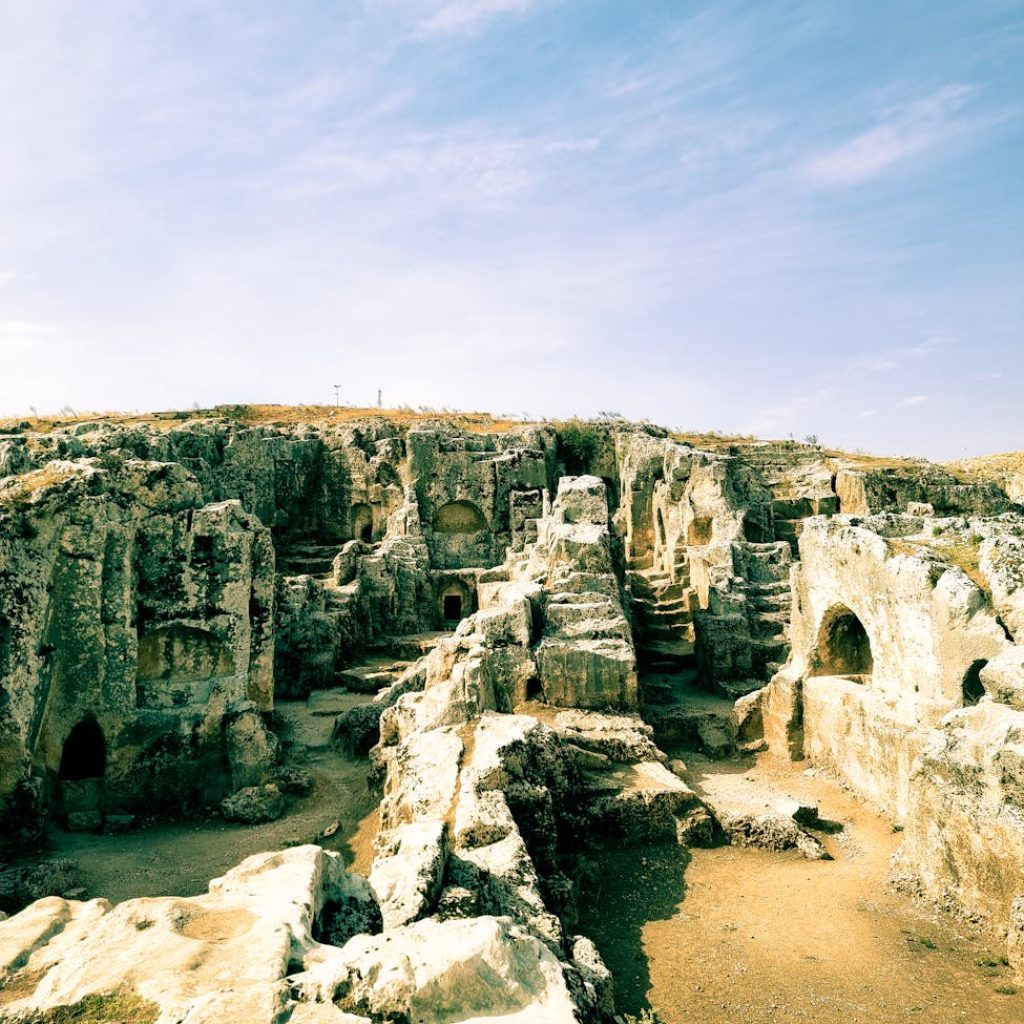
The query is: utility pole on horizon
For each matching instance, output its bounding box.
[378,388,382,409]
[333,384,341,407]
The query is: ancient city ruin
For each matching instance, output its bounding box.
[0,408,1021,1023]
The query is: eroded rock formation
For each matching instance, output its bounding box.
[1,411,1022,1019]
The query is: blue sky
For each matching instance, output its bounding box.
[0,1,1021,458]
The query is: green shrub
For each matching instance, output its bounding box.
[16,993,159,1023]
[558,420,602,474]
[624,1010,667,1024]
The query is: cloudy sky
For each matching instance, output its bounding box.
[0,1,1021,458]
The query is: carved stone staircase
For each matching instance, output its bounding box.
[276,541,343,579]
[626,559,699,673]
[734,542,793,681]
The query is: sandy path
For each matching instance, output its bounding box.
[49,692,380,904]
[579,754,1020,1023]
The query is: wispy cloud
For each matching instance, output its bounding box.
[800,84,978,186]
[850,355,898,374]
[543,137,602,155]
[0,3,1018,459]
[896,394,929,407]
[414,0,542,37]
[742,387,834,436]
[906,335,955,356]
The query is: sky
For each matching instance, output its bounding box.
[0,1,1021,459]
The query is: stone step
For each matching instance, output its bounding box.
[751,638,790,678]
[744,541,789,552]
[716,678,768,700]
[644,570,672,585]
[748,592,791,613]
[651,581,687,603]
[548,591,613,607]
[324,588,357,611]
[376,631,450,660]
[749,612,788,640]
[338,663,407,694]
[642,622,696,645]
[545,600,616,624]
[641,605,694,625]
[640,639,696,671]
[742,580,791,596]
[281,541,343,554]
[278,554,337,573]
[626,574,656,598]
[643,700,737,759]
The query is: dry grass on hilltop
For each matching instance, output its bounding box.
[0,404,530,436]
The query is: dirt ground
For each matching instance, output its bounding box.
[579,753,1020,1024]
[49,692,379,904]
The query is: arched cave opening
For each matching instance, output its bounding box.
[351,503,374,543]
[961,660,988,706]
[742,514,771,543]
[443,593,463,622]
[815,608,874,679]
[433,500,488,535]
[526,677,544,700]
[59,719,107,781]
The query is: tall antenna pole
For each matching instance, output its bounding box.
[333,384,341,407]
[378,388,382,409]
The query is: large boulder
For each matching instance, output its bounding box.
[226,704,279,790]
[0,846,373,1024]
[291,915,581,1023]
[220,784,285,824]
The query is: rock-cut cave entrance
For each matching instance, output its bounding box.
[814,607,874,680]
[443,594,463,622]
[961,659,988,706]
[351,503,374,544]
[58,719,107,782]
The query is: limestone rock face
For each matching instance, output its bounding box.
[291,915,582,1024]
[760,511,1024,943]
[980,648,1024,710]
[893,702,1024,928]
[0,846,376,1024]
[3,414,1023,1017]
[225,705,279,789]
[0,460,275,849]
[981,533,1024,642]
[528,476,638,709]
[1009,897,1024,980]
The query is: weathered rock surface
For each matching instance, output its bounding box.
[2,414,1022,1016]
[220,783,285,824]
[760,511,1024,942]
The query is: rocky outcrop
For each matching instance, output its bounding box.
[0,459,276,848]
[759,511,1024,951]
[3,412,1023,1013]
